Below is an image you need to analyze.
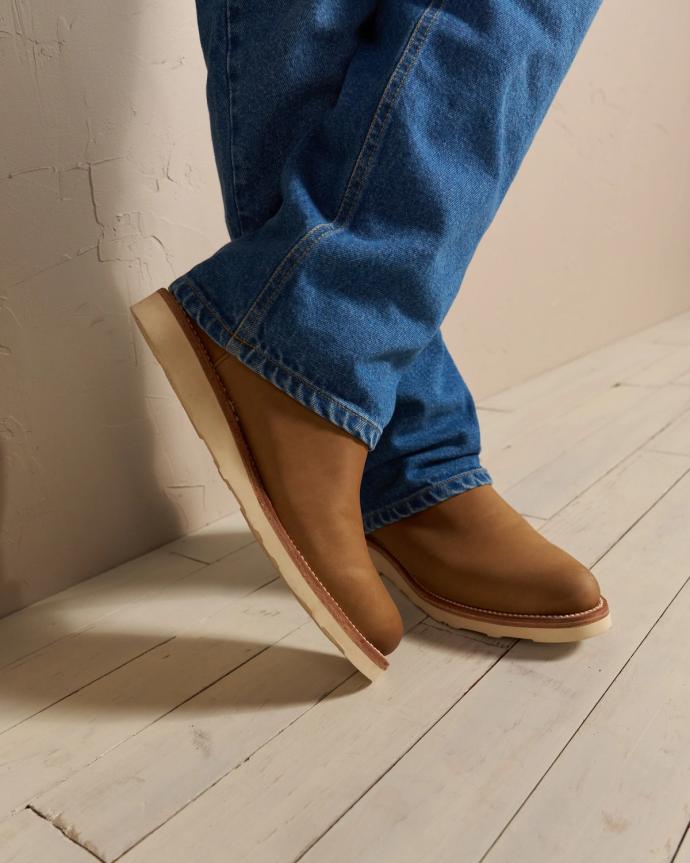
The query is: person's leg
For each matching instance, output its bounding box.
[361,334,608,639]
[172,0,602,459]
[195,1,491,529]
[195,0,493,513]
[348,2,608,635]
[194,0,379,240]
[361,333,490,532]
[132,1,406,677]
[144,0,610,657]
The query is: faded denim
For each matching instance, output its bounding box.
[170,0,601,532]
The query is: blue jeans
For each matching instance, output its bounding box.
[170,0,601,532]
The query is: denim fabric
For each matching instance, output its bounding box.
[171,0,601,532]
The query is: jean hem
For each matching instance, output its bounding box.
[168,276,383,450]
[362,466,493,533]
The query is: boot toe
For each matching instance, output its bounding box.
[366,608,404,656]
[538,561,602,616]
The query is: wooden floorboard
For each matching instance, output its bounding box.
[296,472,690,863]
[113,624,502,863]
[1,310,688,863]
[0,551,203,672]
[0,809,97,862]
[30,593,425,863]
[504,384,690,518]
[646,407,690,457]
[482,577,690,863]
[536,448,690,566]
[674,828,690,863]
[0,548,302,814]
[0,543,276,733]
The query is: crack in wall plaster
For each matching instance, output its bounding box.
[86,163,105,229]
[9,255,75,289]
[4,165,55,181]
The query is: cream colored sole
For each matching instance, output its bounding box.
[368,545,612,643]
[131,290,387,681]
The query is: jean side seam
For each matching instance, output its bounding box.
[334,0,445,225]
[178,276,384,439]
[362,466,492,524]
[230,0,446,345]
[225,1,244,237]
[230,222,336,346]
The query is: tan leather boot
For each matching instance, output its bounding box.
[131,289,402,680]
[367,485,611,642]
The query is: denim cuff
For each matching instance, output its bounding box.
[362,466,493,533]
[169,277,383,450]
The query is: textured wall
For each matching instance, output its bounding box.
[2,0,689,616]
[1,0,232,616]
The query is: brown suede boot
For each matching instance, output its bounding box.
[367,485,611,642]
[131,289,402,680]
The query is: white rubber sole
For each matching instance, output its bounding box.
[368,544,612,643]
[131,289,388,681]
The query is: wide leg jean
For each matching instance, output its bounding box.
[170,0,602,532]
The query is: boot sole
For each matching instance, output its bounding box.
[367,541,612,643]
[131,288,388,681]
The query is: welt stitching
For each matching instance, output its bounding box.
[231,0,444,343]
[179,278,383,436]
[368,547,606,620]
[404,577,606,620]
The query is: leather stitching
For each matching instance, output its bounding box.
[369,541,607,621]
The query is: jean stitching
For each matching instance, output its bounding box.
[225,1,244,236]
[177,277,383,438]
[231,0,445,343]
[362,466,491,523]
[231,223,335,340]
[335,0,445,225]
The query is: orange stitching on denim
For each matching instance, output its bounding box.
[231,0,446,342]
[225,1,244,237]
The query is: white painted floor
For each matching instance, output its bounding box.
[2,310,690,863]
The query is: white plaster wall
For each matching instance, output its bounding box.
[1,0,231,616]
[1,0,689,615]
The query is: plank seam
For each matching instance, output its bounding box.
[293,635,514,863]
[24,804,104,862]
[588,463,690,569]
[477,572,690,863]
[670,820,690,863]
[108,644,361,862]
[0,636,177,739]
[517,394,690,524]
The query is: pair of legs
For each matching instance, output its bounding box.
[174,0,511,524]
[141,0,610,668]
